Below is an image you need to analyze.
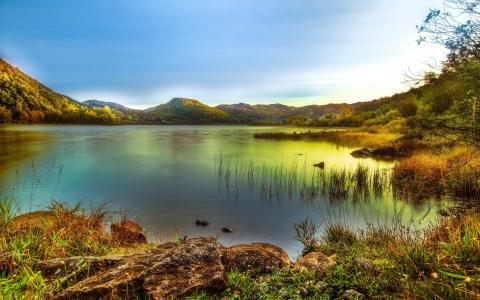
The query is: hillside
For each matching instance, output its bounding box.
[144,98,231,124]
[216,103,349,125]
[0,59,124,124]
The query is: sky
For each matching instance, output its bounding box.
[0,0,446,109]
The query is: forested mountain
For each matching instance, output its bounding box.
[0,59,124,124]
[143,98,231,124]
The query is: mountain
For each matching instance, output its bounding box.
[144,98,231,124]
[0,59,124,124]
[216,103,349,124]
[83,99,130,112]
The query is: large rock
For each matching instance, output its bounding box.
[12,211,56,232]
[294,252,336,273]
[55,238,225,300]
[222,243,291,275]
[110,220,147,246]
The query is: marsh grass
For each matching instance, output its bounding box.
[216,155,392,203]
[393,146,480,201]
[253,130,400,148]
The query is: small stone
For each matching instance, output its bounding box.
[313,162,325,169]
[353,258,375,271]
[315,280,328,291]
[221,227,233,233]
[195,220,210,227]
[342,289,363,300]
[350,148,372,158]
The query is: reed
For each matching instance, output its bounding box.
[215,155,393,203]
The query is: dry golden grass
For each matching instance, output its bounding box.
[393,147,480,200]
[254,130,401,148]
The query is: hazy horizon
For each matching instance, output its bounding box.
[1,0,446,109]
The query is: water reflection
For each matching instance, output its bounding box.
[0,125,445,257]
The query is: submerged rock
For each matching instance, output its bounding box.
[294,252,336,272]
[221,227,233,233]
[55,238,226,300]
[222,243,291,276]
[350,148,373,158]
[195,220,210,227]
[313,162,325,169]
[111,220,147,246]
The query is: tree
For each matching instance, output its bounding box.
[417,0,480,148]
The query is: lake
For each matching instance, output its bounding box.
[0,125,445,257]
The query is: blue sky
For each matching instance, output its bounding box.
[0,0,445,108]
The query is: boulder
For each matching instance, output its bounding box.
[350,148,372,158]
[222,243,291,275]
[111,220,147,246]
[54,238,226,300]
[294,252,336,273]
[12,211,56,232]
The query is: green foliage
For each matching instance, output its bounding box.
[0,59,124,124]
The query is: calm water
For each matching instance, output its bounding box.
[0,125,444,257]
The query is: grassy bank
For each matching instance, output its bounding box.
[189,213,480,299]
[0,200,144,298]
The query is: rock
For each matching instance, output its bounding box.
[222,243,291,275]
[195,220,210,227]
[294,252,336,273]
[315,280,328,291]
[350,148,372,158]
[342,289,364,299]
[111,220,147,246]
[55,238,226,300]
[221,227,233,233]
[0,251,14,275]
[352,258,375,271]
[12,211,56,232]
[38,256,123,280]
[313,162,325,169]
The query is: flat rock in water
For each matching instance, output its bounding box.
[222,243,291,276]
[350,148,373,158]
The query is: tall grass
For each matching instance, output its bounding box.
[216,155,392,202]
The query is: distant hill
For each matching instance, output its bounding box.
[0,59,124,124]
[144,98,231,124]
[83,99,130,112]
[216,102,349,125]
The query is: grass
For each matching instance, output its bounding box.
[393,146,480,201]
[188,212,480,299]
[216,156,393,203]
[0,198,143,299]
[253,130,400,148]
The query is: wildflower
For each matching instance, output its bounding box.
[431,272,438,279]
[465,277,472,283]
[60,260,65,265]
